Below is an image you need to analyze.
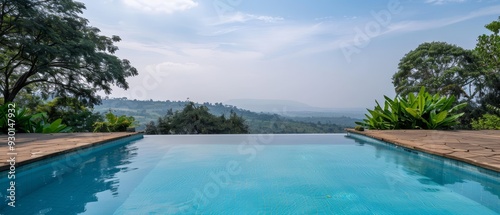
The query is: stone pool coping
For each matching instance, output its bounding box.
[0,132,142,171]
[345,129,500,172]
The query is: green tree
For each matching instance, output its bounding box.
[392,42,480,101]
[0,0,137,106]
[475,17,500,107]
[225,111,249,134]
[144,121,158,134]
[152,102,249,134]
[36,98,103,132]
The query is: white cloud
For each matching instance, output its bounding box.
[214,12,284,25]
[122,0,198,14]
[385,4,500,33]
[330,4,500,59]
[154,62,200,71]
[104,4,500,63]
[343,16,358,20]
[255,15,284,23]
[425,0,466,5]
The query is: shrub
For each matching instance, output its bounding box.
[357,87,466,130]
[354,125,364,131]
[0,104,71,133]
[35,98,103,132]
[93,111,136,132]
[487,104,500,115]
[30,113,72,133]
[471,114,500,130]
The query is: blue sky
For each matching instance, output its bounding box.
[78,0,500,108]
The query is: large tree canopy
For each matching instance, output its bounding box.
[392,42,480,101]
[0,0,137,106]
[475,17,500,106]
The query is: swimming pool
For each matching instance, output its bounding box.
[1,134,499,214]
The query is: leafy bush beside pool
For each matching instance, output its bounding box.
[0,103,71,133]
[356,87,466,130]
[471,114,500,130]
[93,111,136,132]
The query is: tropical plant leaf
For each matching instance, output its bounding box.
[361,86,465,130]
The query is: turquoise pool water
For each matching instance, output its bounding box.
[1,134,499,214]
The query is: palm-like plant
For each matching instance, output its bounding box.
[93,111,136,132]
[0,104,71,133]
[357,87,466,130]
[30,113,72,133]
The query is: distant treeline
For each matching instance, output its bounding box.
[94,98,355,133]
[145,102,249,134]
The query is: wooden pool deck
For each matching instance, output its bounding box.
[346,129,500,172]
[0,132,141,171]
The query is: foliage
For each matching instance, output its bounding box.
[455,102,483,129]
[486,104,500,115]
[471,114,500,130]
[146,102,249,134]
[30,113,72,133]
[93,111,136,132]
[393,42,481,101]
[392,20,500,128]
[475,17,500,96]
[357,97,402,130]
[354,125,364,131]
[0,103,70,133]
[357,87,466,130]
[471,103,500,130]
[144,121,158,134]
[97,98,348,133]
[404,88,466,129]
[7,92,45,113]
[0,104,33,132]
[36,98,103,132]
[225,111,249,134]
[0,0,137,106]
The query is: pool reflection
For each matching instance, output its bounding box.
[346,135,500,212]
[0,140,139,214]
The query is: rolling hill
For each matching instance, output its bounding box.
[94,98,361,133]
